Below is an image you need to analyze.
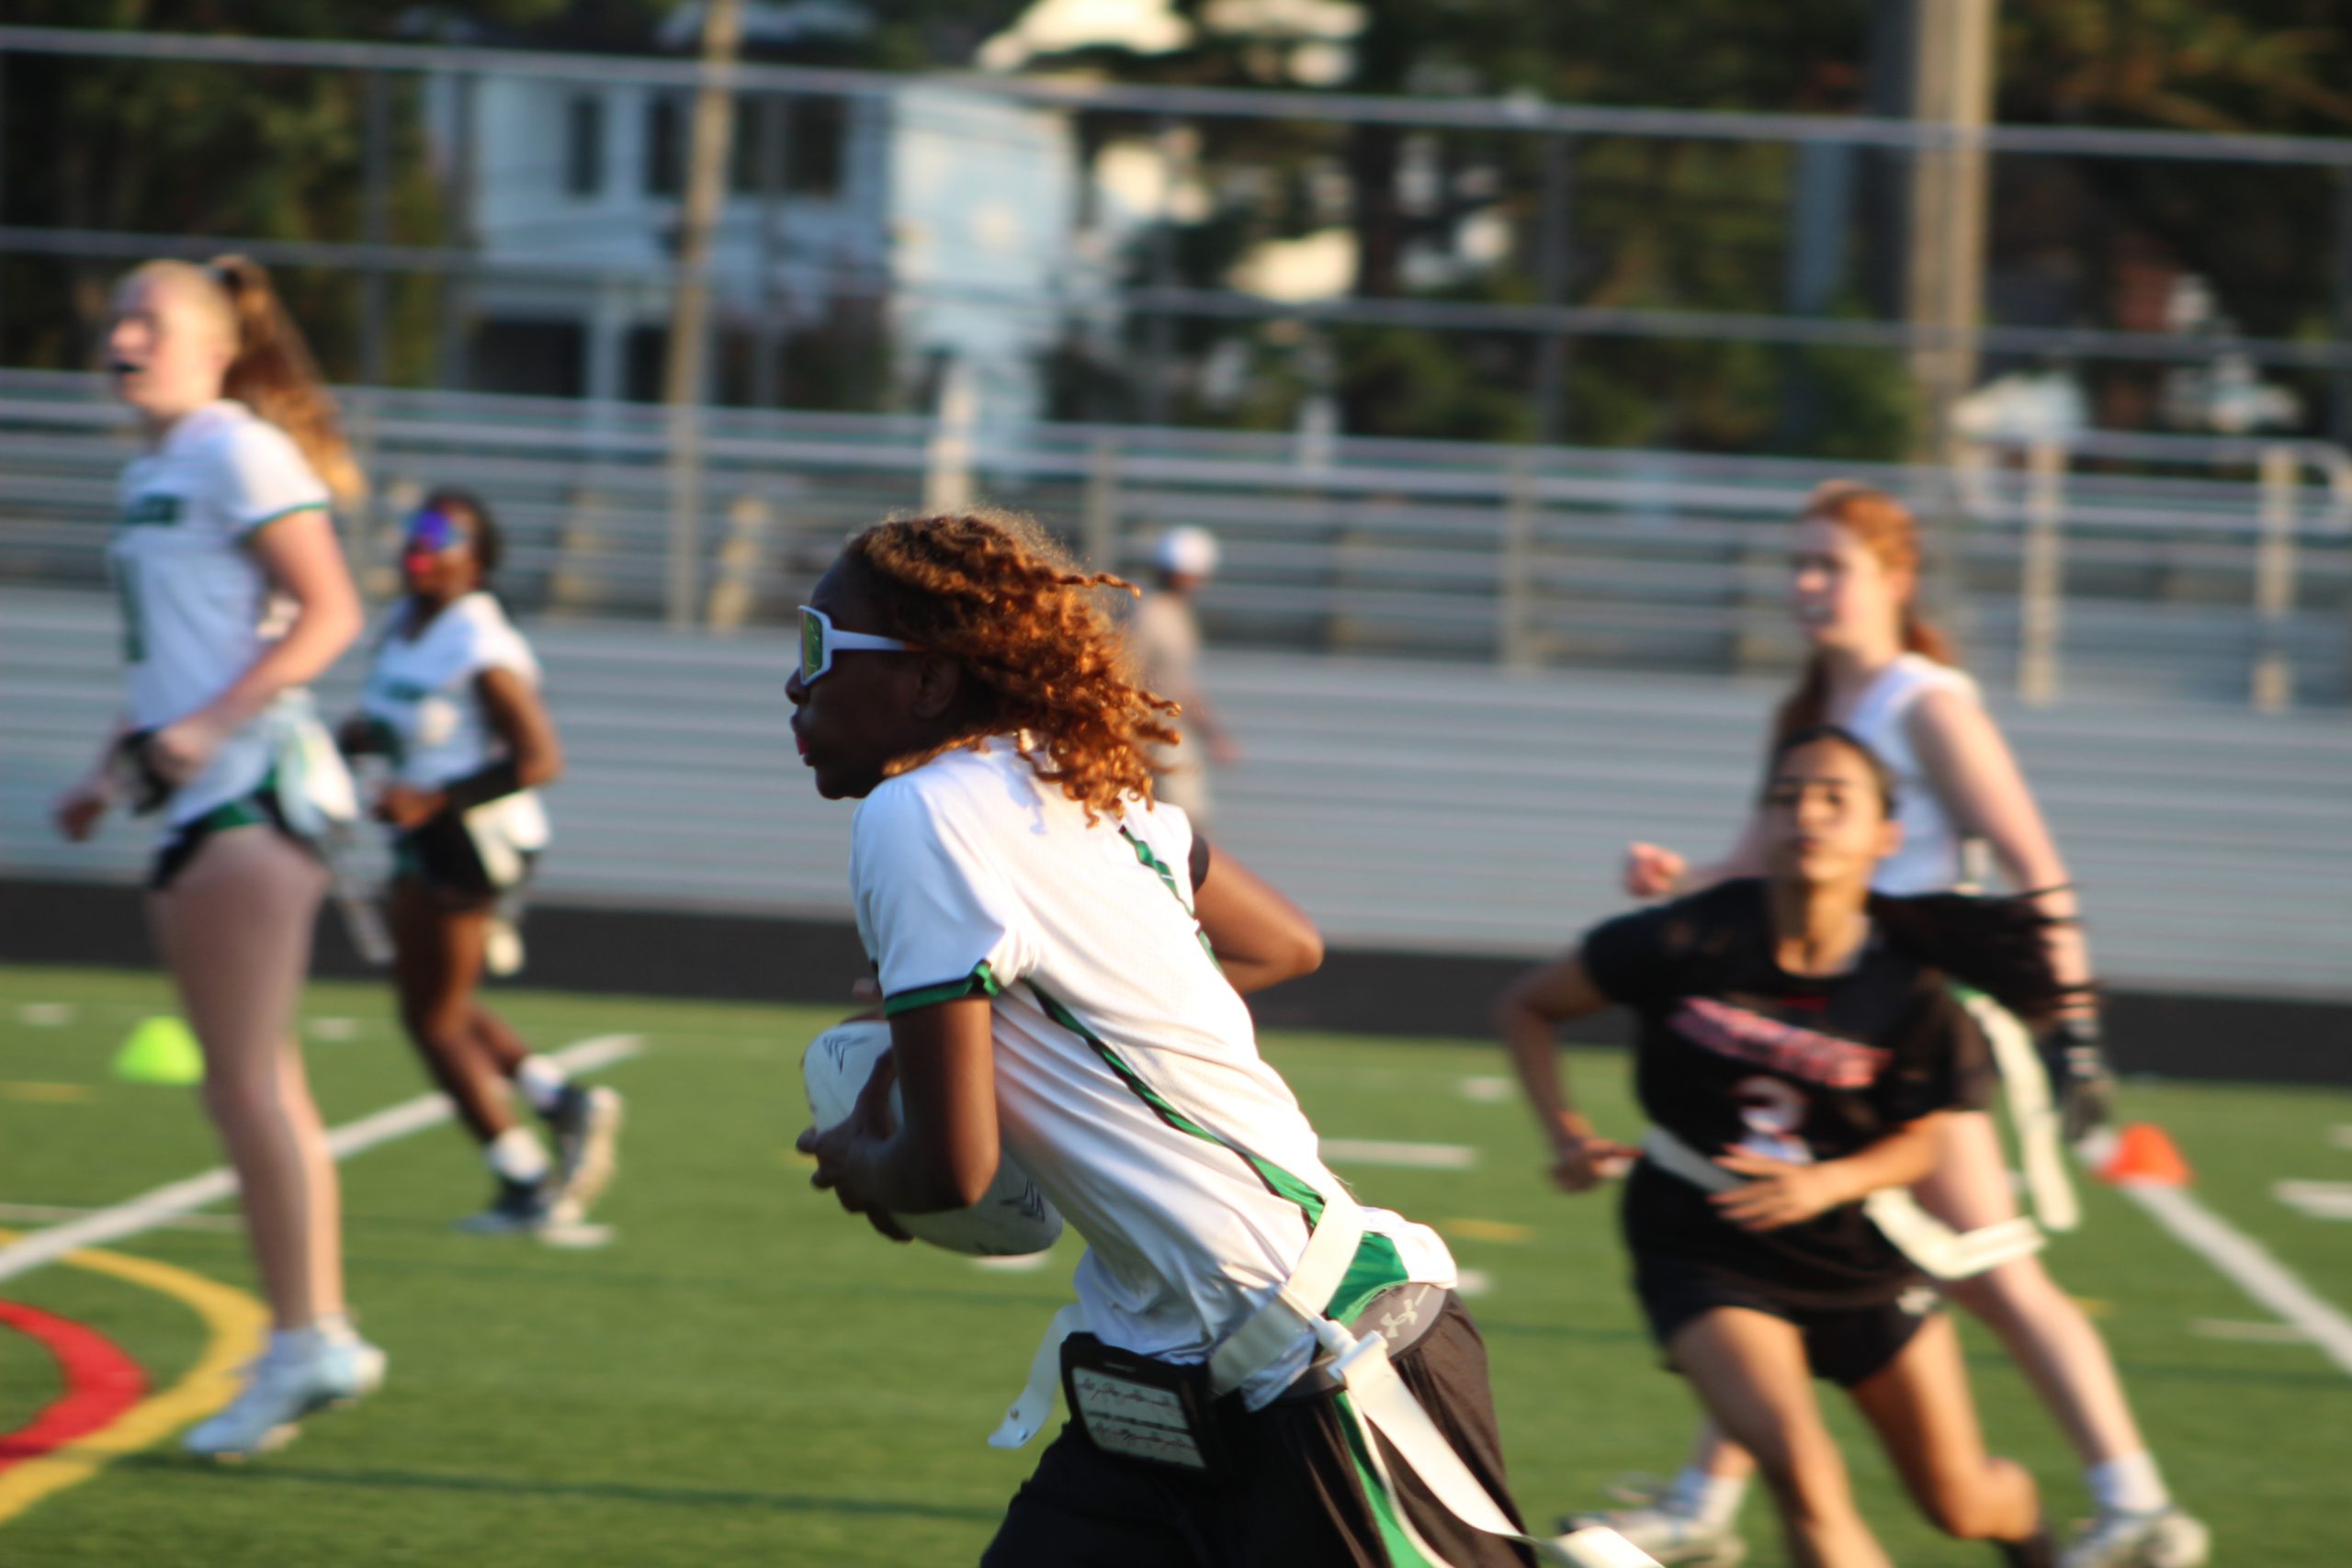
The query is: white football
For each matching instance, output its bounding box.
[800,1018,1064,1258]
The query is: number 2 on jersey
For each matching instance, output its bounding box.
[1730,1075,1814,1165]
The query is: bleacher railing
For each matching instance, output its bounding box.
[2,369,2346,707]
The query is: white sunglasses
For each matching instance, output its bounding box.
[798,604,920,684]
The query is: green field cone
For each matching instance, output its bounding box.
[113,1015,205,1085]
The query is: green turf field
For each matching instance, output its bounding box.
[2,964,2347,1565]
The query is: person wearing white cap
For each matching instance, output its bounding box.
[1127,526,1239,825]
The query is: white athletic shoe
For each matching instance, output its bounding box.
[2060,1506,2211,1568]
[1557,1504,1747,1568]
[548,1085,624,1216]
[182,1333,386,1461]
[455,1175,560,1235]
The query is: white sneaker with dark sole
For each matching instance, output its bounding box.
[455,1175,560,1235]
[183,1335,386,1461]
[1556,1505,1747,1568]
[2061,1506,2211,1568]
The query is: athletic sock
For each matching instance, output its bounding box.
[267,1325,322,1362]
[1666,1466,1748,1529]
[1995,1520,2055,1568]
[311,1311,360,1346]
[487,1125,552,1185]
[514,1055,571,1117]
[2086,1452,2170,1516]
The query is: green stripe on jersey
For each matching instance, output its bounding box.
[1336,1392,1444,1568]
[882,961,1003,1016]
[1119,825,1219,967]
[1029,981,1328,1219]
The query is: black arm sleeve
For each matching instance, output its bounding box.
[441,759,524,813]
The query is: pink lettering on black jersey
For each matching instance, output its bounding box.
[1669,997,1891,1089]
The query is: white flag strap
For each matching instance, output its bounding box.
[1957,988,2080,1234]
[1640,1125,2043,1283]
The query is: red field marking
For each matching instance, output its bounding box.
[0,1302,147,1472]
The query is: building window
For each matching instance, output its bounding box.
[730,96,774,195]
[645,96,684,197]
[470,318,587,400]
[786,96,845,197]
[565,95,604,197]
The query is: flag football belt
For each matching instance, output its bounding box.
[991,1172,1661,1568]
[1952,986,2080,1234]
[1639,1125,2043,1282]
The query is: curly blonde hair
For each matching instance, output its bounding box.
[845,509,1180,821]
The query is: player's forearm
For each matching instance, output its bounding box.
[851,1128,999,1215]
[1815,1115,1941,1205]
[206,598,362,729]
[1494,992,1596,1144]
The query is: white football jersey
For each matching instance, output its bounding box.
[109,400,333,826]
[359,591,550,850]
[851,739,1454,1409]
[1838,654,1982,896]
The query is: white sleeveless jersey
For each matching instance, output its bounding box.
[109,400,333,827]
[1838,653,1982,896]
[851,739,1454,1409]
[359,592,549,850]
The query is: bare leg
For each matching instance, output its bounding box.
[465,999,531,1078]
[388,877,514,1145]
[1846,1313,2041,1543]
[152,827,340,1332]
[1916,1111,2151,1467]
[1668,1309,1891,1568]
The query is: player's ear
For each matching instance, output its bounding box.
[1873,816,1903,863]
[908,651,964,721]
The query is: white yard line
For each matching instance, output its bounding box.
[1321,1138,1479,1170]
[2188,1318,2312,1345]
[2120,1181,2352,1379]
[0,1032,642,1284]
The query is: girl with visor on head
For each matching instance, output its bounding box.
[1569,483,2202,1568]
[53,254,382,1458]
[1499,726,2068,1568]
[339,491,622,1237]
[786,509,1641,1568]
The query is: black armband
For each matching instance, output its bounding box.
[1188,831,1212,893]
[111,728,172,816]
[441,759,524,813]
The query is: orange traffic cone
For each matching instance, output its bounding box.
[2096,1122,2191,1187]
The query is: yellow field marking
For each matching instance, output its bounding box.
[0,1085,95,1104]
[0,1230,266,1528]
[1443,1218,1534,1244]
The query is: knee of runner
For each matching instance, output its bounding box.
[198,1066,291,1124]
[1916,1477,2008,1540]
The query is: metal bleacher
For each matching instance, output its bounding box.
[2,375,2347,1000]
[6,587,2346,1000]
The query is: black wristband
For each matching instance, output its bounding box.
[441,759,524,812]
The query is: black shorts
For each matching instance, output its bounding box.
[149,790,303,891]
[1634,1251,1939,1390]
[982,1290,1534,1568]
[391,812,534,904]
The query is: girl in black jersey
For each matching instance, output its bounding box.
[1498,728,2068,1568]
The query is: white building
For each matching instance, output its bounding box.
[429,49,1092,425]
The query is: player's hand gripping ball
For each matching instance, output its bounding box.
[799,1019,1063,1257]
